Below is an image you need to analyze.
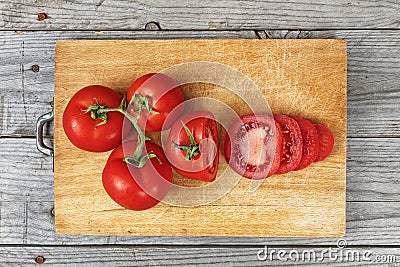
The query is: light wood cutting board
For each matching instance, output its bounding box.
[54,39,346,237]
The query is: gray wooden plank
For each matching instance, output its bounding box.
[20,201,400,246]
[0,245,398,266]
[0,139,53,201]
[0,0,399,30]
[134,246,400,266]
[347,138,400,201]
[347,74,400,138]
[0,201,26,245]
[2,137,399,203]
[1,30,399,137]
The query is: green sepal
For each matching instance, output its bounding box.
[171,121,200,161]
[83,98,109,127]
[129,94,160,115]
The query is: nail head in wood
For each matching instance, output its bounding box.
[37,13,48,21]
[35,256,45,264]
[31,65,40,72]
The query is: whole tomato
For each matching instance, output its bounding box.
[102,140,173,210]
[127,73,185,131]
[166,111,219,182]
[63,85,129,152]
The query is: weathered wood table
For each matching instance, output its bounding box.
[0,1,399,266]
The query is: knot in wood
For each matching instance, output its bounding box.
[145,22,161,30]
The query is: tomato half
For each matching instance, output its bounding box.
[273,114,303,174]
[314,124,335,162]
[292,117,319,170]
[224,114,282,180]
[63,85,129,152]
[127,73,185,131]
[102,140,173,211]
[166,111,219,182]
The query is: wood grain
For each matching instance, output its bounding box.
[2,137,399,203]
[0,0,399,30]
[8,201,400,246]
[0,245,399,266]
[0,201,26,245]
[0,27,398,264]
[15,201,400,246]
[53,39,346,236]
[0,30,399,137]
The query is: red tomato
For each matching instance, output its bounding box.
[267,121,283,177]
[224,114,282,180]
[314,124,335,162]
[166,111,219,182]
[127,73,185,131]
[63,85,129,152]
[102,140,172,211]
[273,114,303,174]
[292,117,319,170]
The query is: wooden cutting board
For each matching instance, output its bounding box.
[54,39,346,237]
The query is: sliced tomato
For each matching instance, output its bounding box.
[224,114,282,180]
[273,114,303,174]
[267,121,283,177]
[314,124,335,162]
[166,111,219,182]
[292,117,319,170]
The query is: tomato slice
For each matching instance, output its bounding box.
[267,121,283,177]
[273,114,303,174]
[292,117,319,170]
[314,124,335,162]
[224,114,282,180]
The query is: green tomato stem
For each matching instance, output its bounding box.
[171,121,200,161]
[83,98,110,126]
[129,94,159,115]
[85,95,159,168]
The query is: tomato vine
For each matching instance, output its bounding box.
[84,94,160,168]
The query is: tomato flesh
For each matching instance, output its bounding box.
[268,121,283,176]
[274,114,303,174]
[314,124,335,162]
[224,114,282,180]
[292,117,319,170]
